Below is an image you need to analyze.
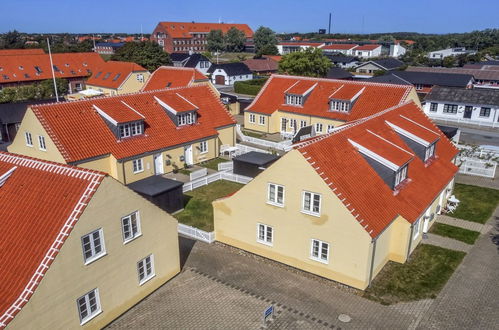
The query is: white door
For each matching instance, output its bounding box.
[154,153,164,175]
[184,145,193,166]
[423,209,430,233]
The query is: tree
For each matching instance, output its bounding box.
[225,27,246,52]
[378,35,395,42]
[442,56,456,68]
[278,48,332,77]
[207,30,224,53]
[0,30,25,49]
[254,26,278,56]
[111,41,171,71]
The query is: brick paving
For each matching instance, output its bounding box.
[422,233,472,252]
[456,172,499,190]
[436,215,485,232]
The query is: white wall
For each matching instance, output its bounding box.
[195,61,212,75]
[211,68,253,85]
[390,44,406,57]
[423,101,499,124]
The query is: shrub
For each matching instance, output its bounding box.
[234,78,268,95]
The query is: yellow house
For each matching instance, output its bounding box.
[243,74,420,136]
[0,152,180,329]
[142,66,215,92]
[214,102,458,290]
[85,60,151,96]
[8,85,236,185]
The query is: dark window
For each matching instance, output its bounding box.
[430,103,438,112]
[103,73,111,80]
[34,66,42,73]
[166,82,172,87]
[480,107,491,117]
[53,65,60,72]
[443,104,458,114]
[2,75,9,80]
[112,73,121,81]
[94,72,102,78]
[24,73,30,78]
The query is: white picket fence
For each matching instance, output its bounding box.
[182,170,252,193]
[189,168,207,181]
[429,114,499,128]
[235,143,271,155]
[458,158,497,178]
[236,124,292,151]
[218,161,234,171]
[178,223,215,243]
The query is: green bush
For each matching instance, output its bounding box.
[234,78,268,95]
[0,78,68,103]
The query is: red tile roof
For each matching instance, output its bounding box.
[279,42,323,47]
[263,55,282,62]
[0,152,105,328]
[94,100,145,124]
[86,61,147,90]
[0,52,105,84]
[142,66,208,91]
[0,48,45,56]
[247,74,413,122]
[242,58,279,72]
[355,44,381,51]
[286,80,317,95]
[296,102,458,238]
[321,44,358,50]
[158,22,253,39]
[30,85,235,163]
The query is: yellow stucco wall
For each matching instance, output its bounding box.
[7,108,66,163]
[405,88,421,107]
[244,112,271,133]
[214,150,375,289]
[217,126,236,148]
[87,71,151,96]
[7,176,180,329]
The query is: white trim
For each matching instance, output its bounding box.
[301,191,322,217]
[328,84,345,98]
[0,166,16,187]
[385,120,431,147]
[175,92,199,109]
[121,211,142,244]
[256,223,273,246]
[302,82,318,96]
[310,238,329,264]
[77,288,102,325]
[199,140,208,154]
[366,130,414,156]
[348,139,400,171]
[132,158,144,173]
[38,135,47,151]
[93,105,118,125]
[24,131,33,147]
[154,96,177,115]
[399,114,440,136]
[81,228,107,265]
[137,254,156,285]
[267,183,285,207]
[120,101,145,118]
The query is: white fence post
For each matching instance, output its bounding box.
[178,223,215,243]
[190,168,208,181]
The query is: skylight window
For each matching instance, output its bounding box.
[53,65,60,72]
[103,73,111,80]
[34,66,42,73]
[112,73,121,81]
[18,65,24,70]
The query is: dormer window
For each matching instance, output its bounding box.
[330,100,350,112]
[34,66,42,74]
[286,94,303,106]
[93,102,146,140]
[119,122,143,138]
[178,112,196,126]
[425,142,436,162]
[103,72,111,80]
[394,164,408,187]
[154,94,199,128]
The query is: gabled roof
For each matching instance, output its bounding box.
[0,48,45,56]
[86,61,148,90]
[321,44,358,50]
[0,52,105,83]
[142,66,208,91]
[406,66,499,81]
[368,73,413,86]
[425,86,499,107]
[325,54,359,63]
[371,71,473,88]
[295,102,458,238]
[326,67,353,79]
[170,53,211,68]
[207,62,252,76]
[157,22,253,38]
[279,42,324,47]
[356,58,404,71]
[243,58,278,72]
[30,85,235,162]
[355,44,381,51]
[246,74,413,122]
[0,152,105,328]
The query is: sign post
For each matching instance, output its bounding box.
[262,305,274,327]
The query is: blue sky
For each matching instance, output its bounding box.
[1,0,498,34]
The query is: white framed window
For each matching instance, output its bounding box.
[310,239,329,263]
[81,229,106,264]
[199,140,208,154]
[394,164,408,187]
[77,288,101,325]
[25,132,33,147]
[119,122,143,138]
[315,123,323,133]
[302,191,321,216]
[137,74,144,82]
[430,103,438,112]
[413,218,421,239]
[300,120,307,128]
[259,115,266,125]
[122,211,141,243]
[425,143,436,162]
[327,125,334,133]
[267,183,284,207]
[249,113,256,124]
[137,254,155,285]
[38,135,46,151]
[132,159,143,173]
[257,223,273,246]
[178,112,195,126]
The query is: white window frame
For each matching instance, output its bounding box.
[267,183,285,207]
[413,218,421,239]
[38,135,46,151]
[257,223,273,246]
[302,191,321,217]
[199,140,208,154]
[259,115,266,126]
[310,239,329,264]
[315,123,323,133]
[425,143,436,162]
[77,288,102,325]
[249,113,256,123]
[327,124,335,133]
[300,120,307,128]
[25,131,33,147]
[121,211,141,243]
[137,254,155,285]
[132,158,144,173]
[81,229,106,265]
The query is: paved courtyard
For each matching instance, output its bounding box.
[107,207,499,330]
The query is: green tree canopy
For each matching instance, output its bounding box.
[0,78,68,103]
[225,27,246,52]
[0,30,25,49]
[111,41,171,71]
[254,26,278,56]
[278,48,332,77]
[207,30,224,52]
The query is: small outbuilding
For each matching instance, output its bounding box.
[128,176,184,213]
[233,151,280,178]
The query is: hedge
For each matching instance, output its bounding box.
[234,78,268,95]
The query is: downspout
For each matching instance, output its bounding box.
[406,225,414,259]
[368,237,377,287]
[122,161,127,185]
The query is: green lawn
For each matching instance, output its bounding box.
[429,223,480,244]
[451,184,499,223]
[174,180,243,232]
[242,129,265,138]
[363,244,466,305]
[198,158,227,171]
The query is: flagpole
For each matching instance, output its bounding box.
[47,38,59,102]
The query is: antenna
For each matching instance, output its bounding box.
[328,13,332,34]
[47,38,59,102]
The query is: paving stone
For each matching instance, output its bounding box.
[436,215,485,232]
[422,233,472,252]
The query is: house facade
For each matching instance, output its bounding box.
[406,66,499,89]
[151,21,253,53]
[85,61,150,96]
[427,47,476,60]
[0,152,180,329]
[243,74,420,136]
[319,44,358,55]
[276,42,325,55]
[207,63,253,85]
[170,53,212,75]
[8,86,236,185]
[94,42,125,55]
[354,44,382,58]
[214,102,458,290]
[354,58,404,76]
[423,86,499,127]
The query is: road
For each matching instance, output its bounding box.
[459,127,499,146]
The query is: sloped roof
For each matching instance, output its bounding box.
[407,66,499,81]
[246,74,413,122]
[0,52,105,83]
[384,71,474,88]
[425,86,499,107]
[295,102,458,238]
[0,152,105,328]
[327,67,353,79]
[170,53,211,68]
[0,48,45,56]
[243,58,278,72]
[30,85,235,162]
[321,44,358,50]
[368,73,413,86]
[157,22,253,38]
[326,54,359,63]
[357,58,404,71]
[355,44,381,51]
[86,61,147,89]
[207,62,252,76]
[142,66,208,91]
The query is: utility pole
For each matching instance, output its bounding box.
[328,13,332,35]
[47,38,59,102]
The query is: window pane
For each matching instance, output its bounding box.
[313,195,320,213]
[269,185,275,202]
[321,243,328,260]
[277,186,283,204]
[304,193,311,211]
[266,227,272,242]
[258,225,265,240]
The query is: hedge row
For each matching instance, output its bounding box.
[234,78,268,95]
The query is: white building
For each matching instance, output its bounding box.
[428,47,477,60]
[208,62,253,86]
[389,43,407,57]
[319,44,358,55]
[354,44,382,59]
[277,42,325,55]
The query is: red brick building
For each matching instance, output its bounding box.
[151,21,253,53]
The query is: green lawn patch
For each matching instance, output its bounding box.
[242,129,265,138]
[363,244,466,305]
[174,180,243,232]
[430,223,480,245]
[451,183,499,224]
[199,158,227,171]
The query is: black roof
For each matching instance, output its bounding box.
[327,67,353,79]
[437,125,459,139]
[170,53,211,68]
[425,86,499,107]
[95,42,124,48]
[207,62,252,76]
[233,151,279,166]
[127,175,183,197]
[368,73,412,85]
[325,54,359,63]
[370,71,473,88]
[369,58,405,70]
[0,99,57,124]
